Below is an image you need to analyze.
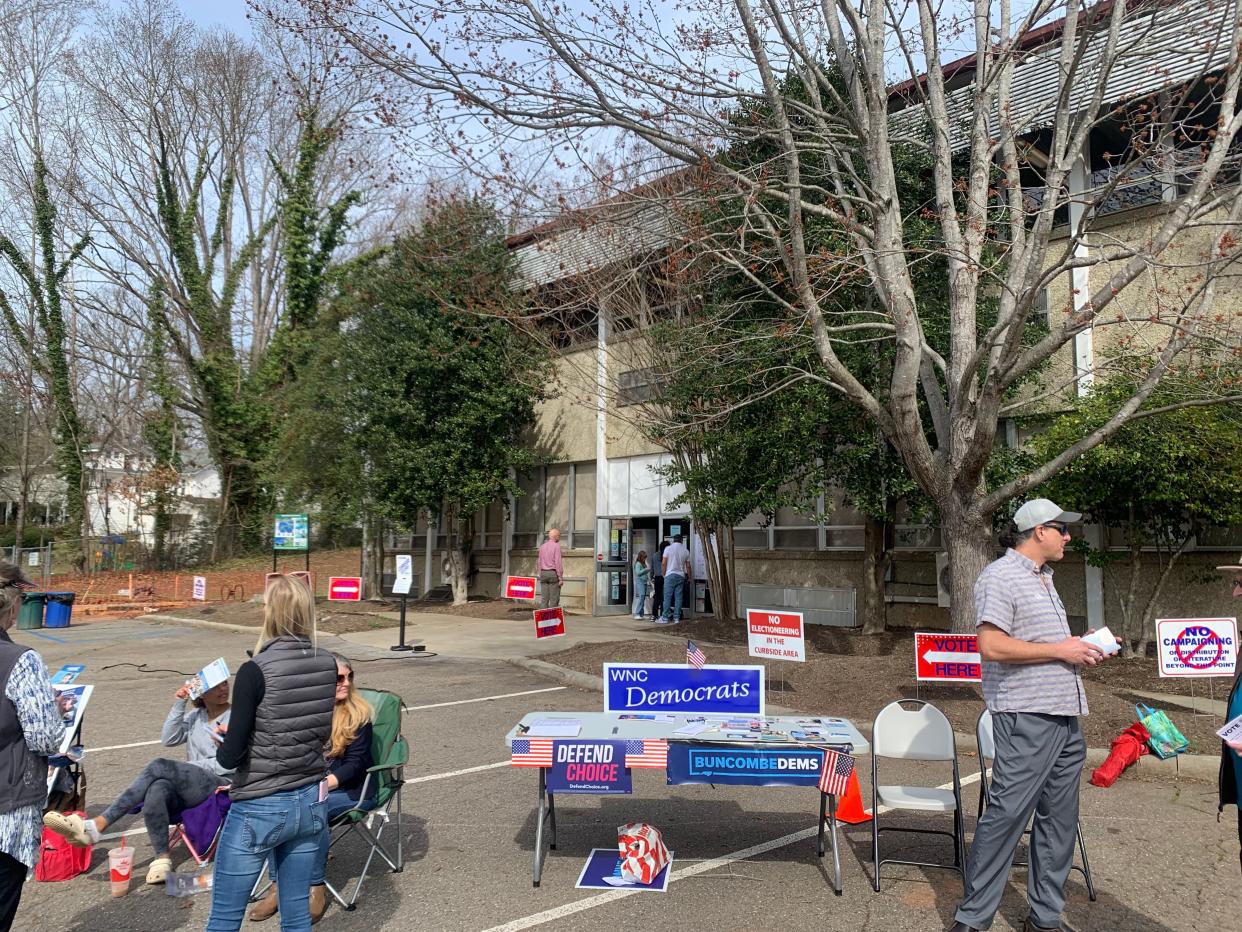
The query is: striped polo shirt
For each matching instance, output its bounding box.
[974,548,1087,716]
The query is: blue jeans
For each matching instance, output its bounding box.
[632,575,649,616]
[312,789,376,885]
[206,782,326,932]
[662,573,686,621]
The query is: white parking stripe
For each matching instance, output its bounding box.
[483,770,985,932]
[85,739,162,754]
[406,761,509,783]
[403,686,566,712]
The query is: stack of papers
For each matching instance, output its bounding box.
[526,717,583,737]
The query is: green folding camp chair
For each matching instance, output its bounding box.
[322,688,409,911]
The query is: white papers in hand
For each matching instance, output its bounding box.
[1081,627,1120,656]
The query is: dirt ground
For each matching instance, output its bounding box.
[543,622,1228,754]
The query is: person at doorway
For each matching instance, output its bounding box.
[651,539,668,620]
[632,551,650,620]
[950,498,1118,932]
[657,534,690,625]
[537,528,563,608]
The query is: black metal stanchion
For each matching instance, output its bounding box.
[391,592,414,652]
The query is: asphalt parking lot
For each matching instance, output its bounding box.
[12,616,1238,931]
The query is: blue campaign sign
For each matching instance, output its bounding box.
[575,848,671,892]
[545,740,632,795]
[666,743,826,787]
[603,663,765,716]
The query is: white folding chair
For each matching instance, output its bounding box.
[871,699,966,892]
[975,710,1097,901]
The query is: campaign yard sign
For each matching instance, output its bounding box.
[534,607,566,638]
[746,609,806,662]
[1156,618,1237,677]
[665,743,825,787]
[505,575,537,600]
[328,577,362,601]
[915,632,982,682]
[545,740,631,794]
[603,663,765,716]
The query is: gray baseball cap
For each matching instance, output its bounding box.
[1013,499,1081,532]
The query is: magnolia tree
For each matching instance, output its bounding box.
[282,0,1242,630]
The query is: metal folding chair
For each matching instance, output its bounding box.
[870,699,966,892]
[975,710,1097,901]
[168,789,230,868]
[321,688,409,911]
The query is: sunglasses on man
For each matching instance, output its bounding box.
[1040,522,1071,536]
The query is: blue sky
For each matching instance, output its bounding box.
[172,1,253,35]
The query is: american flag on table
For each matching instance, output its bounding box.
[624,739,668,769]
[818,748,856,795]
[510,738,555,767]
[686,639,706,669]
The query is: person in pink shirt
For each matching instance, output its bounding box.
[537,528,563,608]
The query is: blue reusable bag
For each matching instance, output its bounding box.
[1136,703,1189,759]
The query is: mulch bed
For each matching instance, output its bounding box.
[543,623,1227,754]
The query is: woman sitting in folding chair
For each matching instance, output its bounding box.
[249,655,374,924]
[43,678,232,884]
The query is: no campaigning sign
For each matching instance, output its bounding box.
[1156,618,1237,677]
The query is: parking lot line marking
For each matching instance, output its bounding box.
[85,739,163,754]
[403,686,566,712]
[406,761,509,783]
[483,770,984,932]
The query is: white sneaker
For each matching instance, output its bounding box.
[632,614,642,619]
[146,856,172,885]
[652,617,668,625]
[43,811,99,847]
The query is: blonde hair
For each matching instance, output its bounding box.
[328,654,371,759]
[257,574,317,653]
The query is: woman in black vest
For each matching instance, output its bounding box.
[0,562,67,932]
[206,574,336,932]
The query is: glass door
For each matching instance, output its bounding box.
[659,516,694,618]
[594,517,632,614]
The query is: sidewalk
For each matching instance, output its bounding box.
[337,609,680,660]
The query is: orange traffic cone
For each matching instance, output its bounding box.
[832,770,873,824]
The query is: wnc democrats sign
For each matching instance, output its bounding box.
[604,663,765,716]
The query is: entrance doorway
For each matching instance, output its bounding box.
[593,515,695,616]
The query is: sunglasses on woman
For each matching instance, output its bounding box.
[336,672,354,684]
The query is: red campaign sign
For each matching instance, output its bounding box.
[327,576,362,601]
[505,575,538,601]
[915,632,982,682]
[533,607,566,639]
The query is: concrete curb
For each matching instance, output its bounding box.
[505,656,1221,783]
[142,613,258,635]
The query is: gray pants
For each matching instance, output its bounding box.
[955,713,1085,930]
[101,758,227,856]
[538,570,560,608]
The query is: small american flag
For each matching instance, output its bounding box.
[818,748,855,796]
[686,639,706,669]
[510,738,555,767]
[624,739,668,769]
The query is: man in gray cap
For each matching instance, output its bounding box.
[950,499,1116,932]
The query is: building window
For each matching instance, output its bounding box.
[572,462,596,550]
[617,367,663,406]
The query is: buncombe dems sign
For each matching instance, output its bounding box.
[665,744,825,787]
[603,663,765,716]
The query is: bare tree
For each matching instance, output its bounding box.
[287,0,1242,630]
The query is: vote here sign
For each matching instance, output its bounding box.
[746,609,806,663]
[1156,618,1237,677]
[915,632,982,682]
[533,607,566,638]
[505,575,537,600]
[604,663,765,716]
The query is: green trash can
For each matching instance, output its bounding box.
[17,592,47,630]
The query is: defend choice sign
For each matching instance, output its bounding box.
[1156,618,1237,678]
[915,632,982,682]
[546,740,631,794]
[665,743,825,787]
[746,609,806,662]
[604,663,765,716]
